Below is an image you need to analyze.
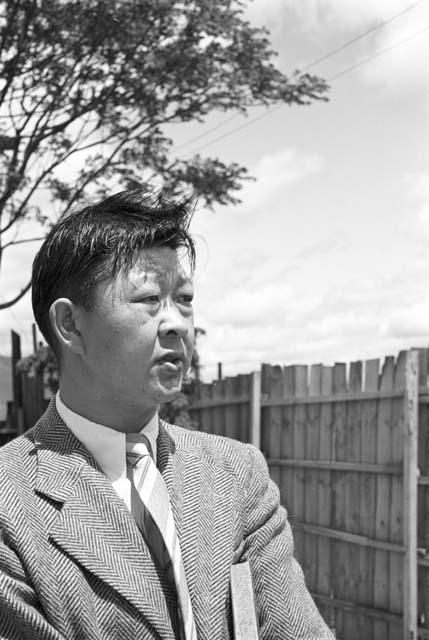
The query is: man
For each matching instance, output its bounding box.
[0,188,334,639]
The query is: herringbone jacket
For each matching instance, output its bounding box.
[0,400,334,640]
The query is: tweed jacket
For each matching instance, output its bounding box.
[0,401,334,640]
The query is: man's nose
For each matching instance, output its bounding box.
[158,305,190,339]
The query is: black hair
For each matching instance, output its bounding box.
[31,187,195,354]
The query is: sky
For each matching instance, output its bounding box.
[1,0,429,382]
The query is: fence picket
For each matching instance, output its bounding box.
[332,363,347,638]
[268,366,283,490]
[224,376,237,440]
[260,364,271,459]
[213,377,225,436]
[373,356,395,639]
[292,366,308,567]
[304,364,322,593]
[354,359,378,640]
[388,352,407,640]
[403,350,418,640]
[22,370,47,430]
[418,349,429,635]
[238,374,250,444]
[316,365,334,626]
[199,382,212,434]
[343,361,362,640]
[281,366,295,563]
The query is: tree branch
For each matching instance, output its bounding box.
[2,235,45,250]
[0,279,31,310]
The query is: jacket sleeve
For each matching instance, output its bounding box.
[0,501,65,640]
[239,444,335,640]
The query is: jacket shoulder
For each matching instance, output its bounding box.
[0,398,58,469]
[0,428,36,463]
[0,428,38,501]
[162,420,262,484]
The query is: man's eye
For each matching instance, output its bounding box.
[178,294,193,304]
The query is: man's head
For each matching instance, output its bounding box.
[32,188,196,429]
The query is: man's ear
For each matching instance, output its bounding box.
[49,298,85,356]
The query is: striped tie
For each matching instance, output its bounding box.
[126,433,197,640]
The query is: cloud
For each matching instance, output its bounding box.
[381,302,429,339]
[256,148,324,186]
[408,171,429,199]
[247,0,429,90]
[247,0,416,33]
[357,4,429,90]
[419,205,429,235]
[245,0,290,30]
[259,0,427,35]
[312,0,429,91]
[234,147,324,212]
[195,245,429,381]
[406,172,429,235]
[290,0,415,32]
[203,280,295,327]
[295,235,348,261]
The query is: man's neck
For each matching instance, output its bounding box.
[58,385,158,433]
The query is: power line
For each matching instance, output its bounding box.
[300,0,427,72]
[184,108,283,157]
[329,23,429,81]
[183,23,429,157]
[178,0,427,156]
[173,113,238,152]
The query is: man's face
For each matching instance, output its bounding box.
[77,246,194,420]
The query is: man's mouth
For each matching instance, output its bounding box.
[156,354,185,372]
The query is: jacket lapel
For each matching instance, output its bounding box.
[33,403,176,640]
[158,422,237,639]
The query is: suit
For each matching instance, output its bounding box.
[0,399,334,639]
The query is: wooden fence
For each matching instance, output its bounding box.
[188,349,428,640]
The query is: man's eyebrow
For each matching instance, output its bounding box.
[176,274,193,286]
[128,275,151,290]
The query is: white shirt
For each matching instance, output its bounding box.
[56,392,159,511]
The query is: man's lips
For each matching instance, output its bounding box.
[157,360,184,377]
[156,353,185,365]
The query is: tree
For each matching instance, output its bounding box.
[0,0,328,309]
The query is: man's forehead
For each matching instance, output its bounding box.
[127,247,193,284]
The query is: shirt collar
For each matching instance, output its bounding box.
[55,391,159,482]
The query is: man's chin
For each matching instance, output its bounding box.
[157,381,183,401]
